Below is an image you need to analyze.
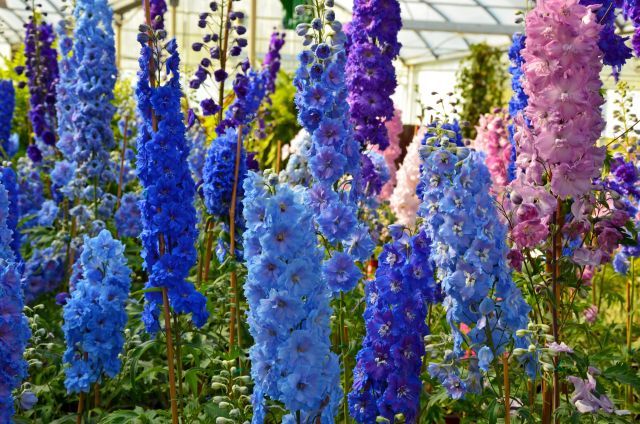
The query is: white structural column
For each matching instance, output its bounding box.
[405,65,416,123]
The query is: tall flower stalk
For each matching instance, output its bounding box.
[136,5,209,421]
[349,226,438,422]
[243,171,341,422]
[0,80,16,159]
[0,180,30,422]
[419,124,533,408]
[21,12,59,162]
[346,0,402,150]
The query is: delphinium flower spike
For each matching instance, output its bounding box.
[137,13,207,424]
[20,14,59,162]
[418,123,534,398]
[346,0,402,151]
[349,226,439,422]
[294,0,371,293]
[150,0,167,30]
[623,0,640,56]
[0,80,16,158]
[472,109,512,192]
[135,22,209,333]
[55,17,78,161]
[243,171,341,423]
[580,0,632,77]
[66,0,118,207]
[0,165,21,262]
[0,180,31,422]
[506,33,526,183]
[62,230,131,393]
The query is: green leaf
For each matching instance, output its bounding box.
[603,363,640,390]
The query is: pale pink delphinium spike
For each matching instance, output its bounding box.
[390,126,428,227]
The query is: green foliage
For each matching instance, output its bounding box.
[455,42,507,139]
[246,71,300,171]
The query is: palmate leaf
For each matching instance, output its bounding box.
[603,363,640,390]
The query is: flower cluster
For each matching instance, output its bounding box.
[514,0,605,199]
[23,246,67,303]
[0,80,15,158]
[389,127,427,227]
[136,32,208,332]
[581,0,632,76]
[359,150,390,199]
[115,193,143,238]
[62,230,131,393]
[243,171,341,422]
[418,127,533,397]
[376,108,403,200]
[1,166,21,261]
[282,129,313,186]
[16,157,44,227]
[506,33,526,183]
[263,31,286,95]
[349,227,438,422]
[472,109,512,191]
[186,115,207,182]
[150,0,167,30]
[190,0,247,115]
[66,0,118,184]
[22,16,59,162]
[217,65,268,134]
[0,180,30,422]
[623,0,640,56]
[203,126,247,220]
[345,0,402,150]
[294,1,369,283]
[55,18,77,160]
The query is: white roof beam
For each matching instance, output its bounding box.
[403,20,520,35]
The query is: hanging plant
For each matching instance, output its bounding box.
[455,42,507,139]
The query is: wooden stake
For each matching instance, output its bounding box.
[503,354,511,424]
[228,126,244,352]
[162,287,180,424]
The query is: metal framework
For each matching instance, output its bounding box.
[0,0,634,68]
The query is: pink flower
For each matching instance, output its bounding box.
[390,126,427,226]
[507,249,524,272]
[583,305,598,324]
[376,108,403,200]
[472,109,512,191]
[512,219,549,248]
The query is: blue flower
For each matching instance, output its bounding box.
[418,123,535,390]
[349,226,436,422]
[0,167,21,261]
[0,80,16,158]
[136,35,209,332]
[243,171,341,420]
[62,230,131,393]
[0,180,30,422]
[323,251,362,293]
[115,193,142,238]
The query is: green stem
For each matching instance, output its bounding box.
[340,292,347,424]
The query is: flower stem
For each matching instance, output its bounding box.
[162,287,180,424]
[228,126,243,354]
[115,116,129,211]
[503,353,510,424]
[339,292,348,423]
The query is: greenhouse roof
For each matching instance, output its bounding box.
[0,0,634,70]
